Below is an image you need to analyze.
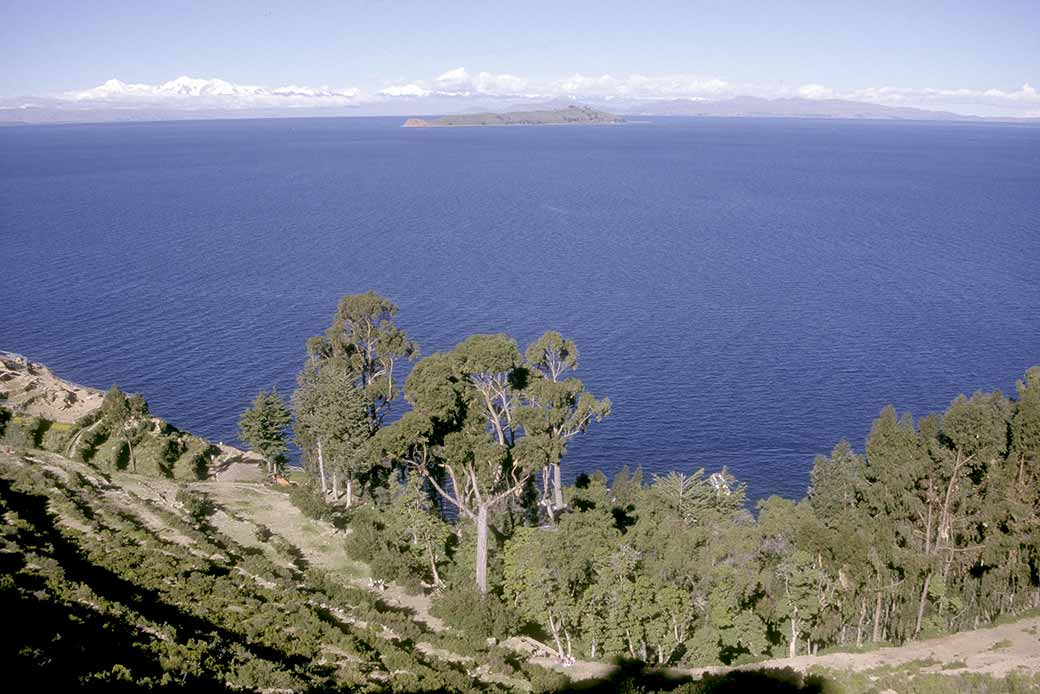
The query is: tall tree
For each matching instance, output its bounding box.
[298,292,417,496]
[522,331,610,518]
[316,291,419,434]
[370,334,556,594]
[295,361,371,504]
[238,390,292,476]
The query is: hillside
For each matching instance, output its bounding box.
[0,448,551,691]
[4,446,1039,693]
[403,105,624,128]
[3,350,1040,692]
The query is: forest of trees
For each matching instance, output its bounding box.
[237,291,1040,669]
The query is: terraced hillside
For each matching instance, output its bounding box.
[0,449,557,692]
[5,447,1040,693]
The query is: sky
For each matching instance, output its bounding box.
[2,0,1039,117]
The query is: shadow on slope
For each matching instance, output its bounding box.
[0,477,328,689]
[555,659,832,693]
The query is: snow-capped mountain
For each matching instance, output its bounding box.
[68,76,365,106]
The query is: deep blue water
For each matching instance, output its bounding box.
[2,116,1039,500]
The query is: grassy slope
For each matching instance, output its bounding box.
[0,449,540,692]
[4,445,1039,693]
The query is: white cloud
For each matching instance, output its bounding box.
[796,83,834,100]
[378,83,431,97]
[782,81,1040,115]
[379,67,532,98]
[65,75,371,108]
[51,71,1040,118]
[551,73,734,99]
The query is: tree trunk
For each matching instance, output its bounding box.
[331,470,339,499]
[316,438,328,495]
[552,462,565,510]
[126,434,136,473]
[914,573,932,638]
[872,591,883,643]
[591,638,597,659]
[856,596,866,647]
[547,613,565,658]
[427,542,442,587]
[475,504,489,595]
[789,617,798,658]
[345,476,353,508]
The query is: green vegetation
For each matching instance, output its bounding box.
[0,454,541,691]
[1,390,217,480]
[284,294,1040,668]
[238,389,292,475]
[3,291,1039,691]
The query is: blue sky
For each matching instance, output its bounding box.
[3,1,1038,115]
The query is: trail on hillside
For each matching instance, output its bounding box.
[681,618,1040,681]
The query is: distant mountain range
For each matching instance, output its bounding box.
[2,92,1037,126]
[624,95,974,120]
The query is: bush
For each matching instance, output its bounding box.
[175,488,215,526]
[342,506,427,591]
[74,424,110,463]
[181,442,218,481]
[156,436,185,478]
[3,415,50,450]
[431,588,521,647]
[288,483,333,521]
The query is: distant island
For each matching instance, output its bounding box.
[403,104,625,128]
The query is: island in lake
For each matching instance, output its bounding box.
[403,104,625,128]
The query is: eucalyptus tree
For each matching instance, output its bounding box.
[860,405,928,641]
[521,331,610,517]
[370,334,565,594]
[390,474,453,587]
[238,390,292,475]
[807,442,877,647]
[294,361,371,504]
[1006,368,1040,611]
[317,291,419,433]
[296,291,417,495]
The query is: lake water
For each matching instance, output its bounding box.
[2,116,1038,500]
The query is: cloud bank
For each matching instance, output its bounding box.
[67,76,371,107]
[6,69,1037,120]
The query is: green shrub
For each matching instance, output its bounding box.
[288,483,333,521]
[175,488,215,526]
[3,415,50,450]
[431,588,521,647]
[155,435,185,478]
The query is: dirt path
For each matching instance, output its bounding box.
[675,618,1040,680]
